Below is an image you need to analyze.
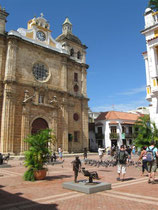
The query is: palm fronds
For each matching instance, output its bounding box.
[148,0,158,11]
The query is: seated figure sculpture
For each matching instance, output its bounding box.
[81,167,99,183]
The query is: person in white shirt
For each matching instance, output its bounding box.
[98,146,104,161]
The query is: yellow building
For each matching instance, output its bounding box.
[0,8,89,154]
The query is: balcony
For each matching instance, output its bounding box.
[125,133,133,138]
[95,133,104,140]
[109,133,119,139]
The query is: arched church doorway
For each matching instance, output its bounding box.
[31,118,49,135]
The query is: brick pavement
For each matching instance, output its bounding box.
[0,154,158,210]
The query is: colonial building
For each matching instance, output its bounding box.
[94,111,141,149]
[0,7,89,154]
[141,8,158,127]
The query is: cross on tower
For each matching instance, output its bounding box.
[40,13,44,18]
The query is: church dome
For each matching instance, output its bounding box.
[145,8,152,14]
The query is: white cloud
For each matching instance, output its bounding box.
[91,98,149,112]
[117,86,146,96]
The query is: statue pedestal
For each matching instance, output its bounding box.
[62,180,111,194]
[0,163,12,168]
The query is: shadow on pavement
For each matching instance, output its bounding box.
[45,175,72,181]
[0,187,58,210]
[98,169,112,172]
[123,178,136,181]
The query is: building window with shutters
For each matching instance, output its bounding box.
[111,126,116,133]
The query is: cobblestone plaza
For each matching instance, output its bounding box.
[0,155,158,210]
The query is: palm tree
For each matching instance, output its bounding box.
[134,115,158,148]
[148,0,158,11]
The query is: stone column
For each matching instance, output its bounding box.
[61,105,68,153]
[5,39,18,82]
[81,67,87,97]
[81,99,89,150]
[1,85,15,154]
[61,57,68,91]
[20,106,30,154]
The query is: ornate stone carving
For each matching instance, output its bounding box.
[22,90,35,104]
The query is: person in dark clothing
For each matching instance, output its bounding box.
[138,146,148,176]
[116,145,128,181]
[83,148,87,159]
[0,153,3,165]
[126,146,132,162]
[72,156,81,183]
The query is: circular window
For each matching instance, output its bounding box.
[32,63,49,82]
[74,84,79,92]
[73,113,79,121]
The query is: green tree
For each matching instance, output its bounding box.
[23,129,56,181]
[134,115,158,148]
[148,0,158,11]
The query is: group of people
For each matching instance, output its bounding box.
[115,141,158,184]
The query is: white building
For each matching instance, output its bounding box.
[141,8,158,127]
[128,107,149,115]
[95,111,141,149]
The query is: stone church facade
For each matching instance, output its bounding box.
[0,7,89,154]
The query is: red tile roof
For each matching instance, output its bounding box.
[96,111,140,121]
[95,122,103,126]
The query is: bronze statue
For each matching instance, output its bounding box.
[72,156,81,183]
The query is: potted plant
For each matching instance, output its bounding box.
[23,129,56,181]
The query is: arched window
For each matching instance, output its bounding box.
[74,84,79,92]
[77,51,81,59]
[70,48,74,57]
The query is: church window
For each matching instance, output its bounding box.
[32,63,49,82]
[74,73,78,82]
[70,48,74,57]
[77,51,81,59]
[74,84,79,92]
[38,94,44,104]
[73,113,79,121]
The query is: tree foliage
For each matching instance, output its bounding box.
[23,129,56,181]
[148,0,158,11]
[134,115,158,148]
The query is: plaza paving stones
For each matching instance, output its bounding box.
[0,154,158,210]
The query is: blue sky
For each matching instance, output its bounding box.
[1,0,150,112]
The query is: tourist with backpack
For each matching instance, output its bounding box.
[146,141,158,184]
[116,145,128,181]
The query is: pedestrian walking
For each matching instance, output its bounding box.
[138,146,148,176]
[98,146,104,161]
[58,147,63,161]
[116,145,128,181]
[83,148,87,159]
[146,141,158,184]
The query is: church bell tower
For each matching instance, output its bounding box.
[0,5,9,34]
